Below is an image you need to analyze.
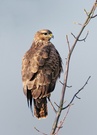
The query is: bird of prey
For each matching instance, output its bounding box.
[21,29,62,119]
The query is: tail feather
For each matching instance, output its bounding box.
[27,90,32,108]
[33,98,48,119]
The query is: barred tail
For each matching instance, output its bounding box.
[33,98,48,119]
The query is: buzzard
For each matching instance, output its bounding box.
[22,29,62,119]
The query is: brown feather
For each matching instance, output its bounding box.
[21,29,62,119]
[33,98,47,118]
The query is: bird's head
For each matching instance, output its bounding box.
[34,29,54,42]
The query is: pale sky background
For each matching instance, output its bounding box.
[0,0,97,135]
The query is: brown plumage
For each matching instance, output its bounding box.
[21,29,62,119]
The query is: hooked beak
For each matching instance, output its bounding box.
[50,33,54,39]
[52,35,54,38]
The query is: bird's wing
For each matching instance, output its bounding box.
[22,42,62,98]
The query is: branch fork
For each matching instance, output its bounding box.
[50,1,97,134]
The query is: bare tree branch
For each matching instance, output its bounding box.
[59,80,72,88]
[50,1,97,134]
[54,76,91,111]
[71,31,89,42]
[48,97,57,114]
[66,35,70,52]
[62,76,91,110]
[59,80,64,85]
[66,85,72,88]
[55,105,72,135]
[34,127,48,135]
[84,8,97,18]
[74,22,82,26]
[91,14,97,18]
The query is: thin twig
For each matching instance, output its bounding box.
[55,105,72,135]
[54,102,60,108]
[84,8,97,19]
[66,85,72,88]
[84,9,89,16]
[91,14,97,18]
[48,97,57,114]
[62,76,91,110]
[59,80,72,88]
[50,1,97,134]
[66,35,70,52]
[59,80,64,85]
[34,127,48,135]
[75,95,81,99]
[55,76,91,110]
[71,31,89,42]
[74,22,82,26]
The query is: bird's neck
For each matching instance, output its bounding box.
[32,40,51,47]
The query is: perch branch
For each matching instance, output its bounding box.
[50,1,97,135]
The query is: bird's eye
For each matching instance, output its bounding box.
[43,33,48,35]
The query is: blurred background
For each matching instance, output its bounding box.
[0,0,97,135]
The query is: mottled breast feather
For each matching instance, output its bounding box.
[21,29,62,119]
